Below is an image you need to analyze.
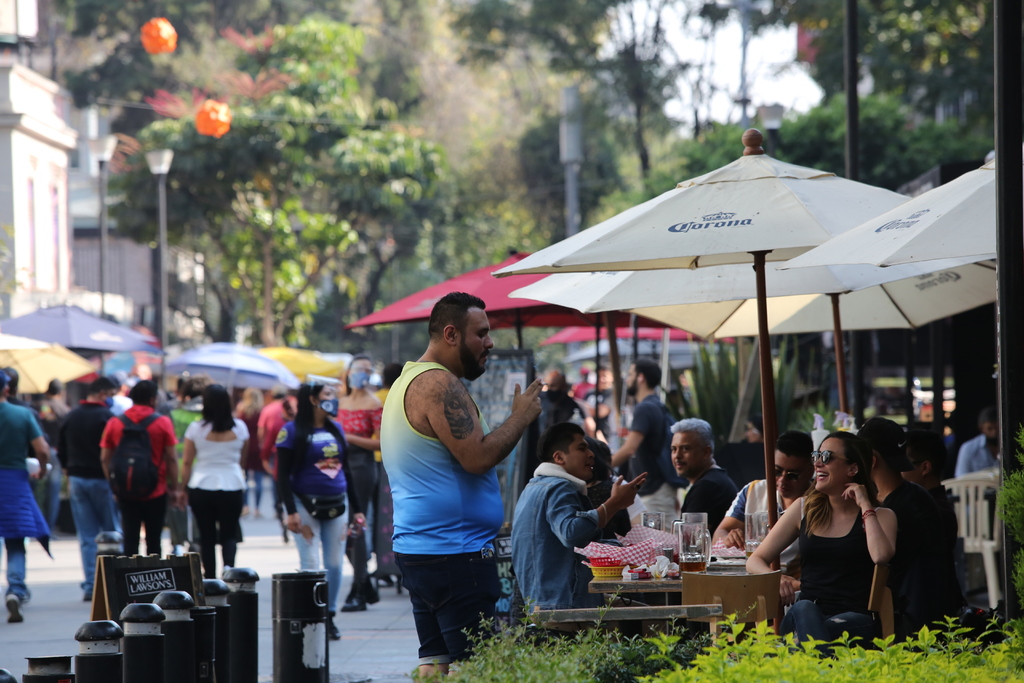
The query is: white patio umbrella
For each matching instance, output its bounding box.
[783,158,1004,269]
[495,130,909,529]
[511,260,995,408]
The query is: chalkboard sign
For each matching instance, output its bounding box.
[373,466,400,579]
[464,349,537,523]
[91,553,205,621]
[493,531,515,626]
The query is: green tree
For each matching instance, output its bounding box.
[110,17,447,347]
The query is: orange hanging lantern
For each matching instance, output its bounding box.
[196,100,232,138]
[140,18,177,55]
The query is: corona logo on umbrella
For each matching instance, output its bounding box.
[141,18,178,55]
[196,99,232,138]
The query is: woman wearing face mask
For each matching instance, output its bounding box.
[336,355,384,613]
[275,381,364,641]
[746,431,897,650]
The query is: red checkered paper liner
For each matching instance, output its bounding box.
[575,539,658,566]
[617,525,678,550]
[711,541,746,558]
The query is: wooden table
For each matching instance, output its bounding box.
[589,560,755,595]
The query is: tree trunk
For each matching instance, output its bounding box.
[260,236,277,346]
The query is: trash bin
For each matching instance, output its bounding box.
[272,571,329,683]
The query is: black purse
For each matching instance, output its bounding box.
[298,493,347,521]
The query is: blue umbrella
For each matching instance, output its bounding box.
[0,305,161,353]
[167,343,300,390]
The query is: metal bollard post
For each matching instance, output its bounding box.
[190,606,216,682]
[203,579,231,683]
[223,568,259,683]
[153,591,196,683]
[272,571,329,683]
[74,621,123,683]
[22,656,74,682]
[120,603,164,683]
[0,669,14,683]
[94,531,123,557]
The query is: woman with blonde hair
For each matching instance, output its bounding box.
[747,431,896,647]
[236,387,265,517]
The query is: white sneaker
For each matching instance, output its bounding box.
[6,594,23,623]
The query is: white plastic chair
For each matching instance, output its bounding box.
[942,470,1001,608]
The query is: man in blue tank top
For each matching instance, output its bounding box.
[380,291,543,676]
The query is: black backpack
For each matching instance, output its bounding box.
[108,414,161,500]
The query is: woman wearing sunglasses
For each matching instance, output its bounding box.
[747,431,896,648]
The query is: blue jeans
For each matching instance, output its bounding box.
[292,495,348,614]
[69,476,121,594]
[2,538,28,601]
[782,600,876,652]
[247,470,267,511]
[395,551,500,665]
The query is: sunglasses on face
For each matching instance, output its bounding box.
[811,450,849,465]
[774,467,804,481]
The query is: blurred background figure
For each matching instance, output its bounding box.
[954,406,999,476]
[36,379,69,530]
[540,370,587,432]
[236,388,265,518]
[258,385,297,541]
[338,355,383,613]
[745,414,764,444]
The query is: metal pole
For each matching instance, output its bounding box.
[154,591,196,683]
[191,606,217,682]
[843,0,859,183]
[98,159,109,322]
[120,603,164,683]
[904,330,915,424]
[203,579,231,683]
[224,568,260,683]
[738,0,751,129]
[994,0,1023,620]
[751,251,779,533]
[560,86,583,238]
[829,294,849,414]
[157,172,169,385]
[930,320,946,434]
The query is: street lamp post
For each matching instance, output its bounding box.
[87,135,118,321]
[145,149,174,386]
[756,103,784,156]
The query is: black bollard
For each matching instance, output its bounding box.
[272,571,329,683]
[223,568,259,683]
[74,620,123,683]
[22,656,74,682]
[153,591,196,683]
[0,669,14,683]
[120,603,164,683]
[203,579,231,683]
[191,606,216,682]
[94,531,123,557]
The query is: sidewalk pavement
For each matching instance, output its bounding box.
[0,507,419,682]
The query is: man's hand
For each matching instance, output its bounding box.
[606,473,647,511]
[511,379,543,423]
[780,575,800,606]
[723,528,745,549]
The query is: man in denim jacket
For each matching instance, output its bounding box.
[512,422,646,610]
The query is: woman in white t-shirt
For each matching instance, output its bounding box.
[181,384,249,578]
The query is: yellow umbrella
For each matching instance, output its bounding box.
[0,333,97,393]
[258,347,349,380]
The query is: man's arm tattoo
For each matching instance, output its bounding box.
[443,384,475,439]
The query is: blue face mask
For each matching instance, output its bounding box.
[319,398,338,417]
[348,372,371,391]
[105,397,115,408]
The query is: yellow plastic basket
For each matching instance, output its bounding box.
[588,564,627,579]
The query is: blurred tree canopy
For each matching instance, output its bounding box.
[110,18,446,347]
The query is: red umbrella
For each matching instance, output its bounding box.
[346,253,669,346]
[541,326,695,346]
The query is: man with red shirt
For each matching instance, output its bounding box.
[100,380,183,557]
[258,387,296,530]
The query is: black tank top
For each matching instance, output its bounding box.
[798,512,875,616]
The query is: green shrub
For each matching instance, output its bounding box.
[997,425,1024,601]
[646,619,1024,683]
[445,625,709,683]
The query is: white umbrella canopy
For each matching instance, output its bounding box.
[494,141,908,278]
[783,159,1002,269]
[623,261,996,338]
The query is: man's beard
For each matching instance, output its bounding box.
[460,340,486,381]
[625,380,638,397]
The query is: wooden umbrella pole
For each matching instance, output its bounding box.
[830,293,850,414]
[604,312,624,435]
[752,251,780,533]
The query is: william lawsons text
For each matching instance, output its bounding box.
[125,568,177,596]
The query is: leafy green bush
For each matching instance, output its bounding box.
[997,426,1024,601]
[446,625,709,683]
[646,619,1024,683]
